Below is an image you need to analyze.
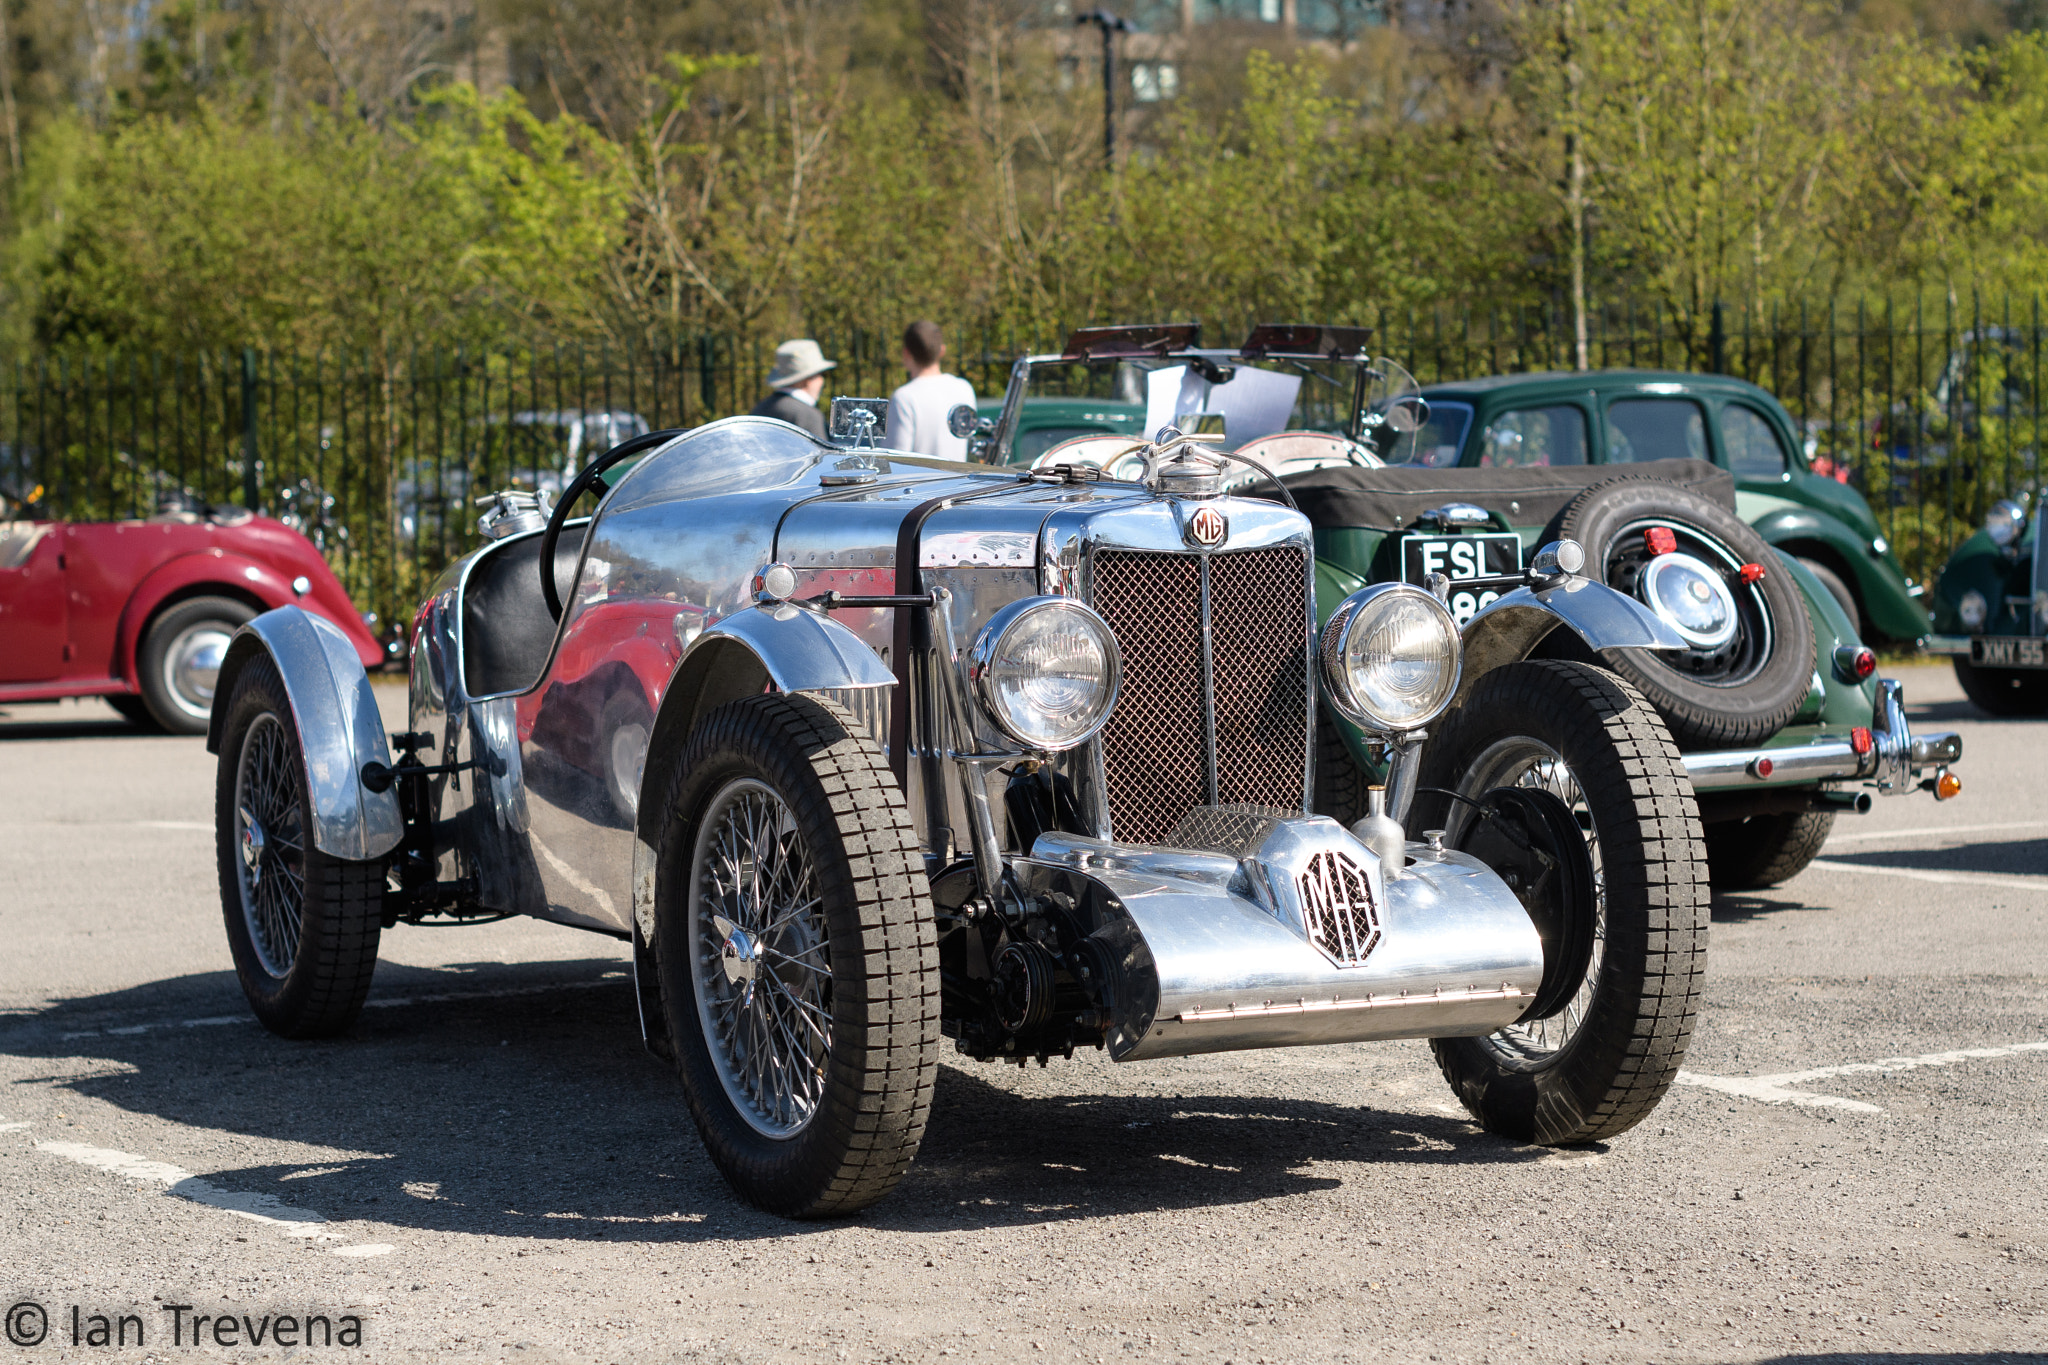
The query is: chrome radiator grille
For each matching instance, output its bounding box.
[1089,546,1311,844]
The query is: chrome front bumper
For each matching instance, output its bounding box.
[1682,678,1962,796]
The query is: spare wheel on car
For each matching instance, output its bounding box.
[1546,476,1815,749]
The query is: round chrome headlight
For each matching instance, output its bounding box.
[968,597,1121,751]
[1985,498,2028,548]
[1320,584,1462,733]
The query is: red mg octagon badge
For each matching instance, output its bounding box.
[1186,505,1228,548]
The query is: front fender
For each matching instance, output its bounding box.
[1455,576,1684,706]
[1749,505,1928,641]
[207,606,403,863]
[626,602,895,1059]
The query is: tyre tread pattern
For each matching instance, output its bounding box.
[214,655,383,1039]
[1419,660,1709,1146]
[654,693,938,1218]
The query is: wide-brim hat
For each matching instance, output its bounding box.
[767,338,837,388]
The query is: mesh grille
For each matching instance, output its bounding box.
[1210,547,1311,811]
[1090,545,1310,844]
[1298,849,1381,968]
[1091,552,1205,844]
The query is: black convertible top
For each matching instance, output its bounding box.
[1281,458,1736,531]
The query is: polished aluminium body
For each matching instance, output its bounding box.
[222,393,1711,1069]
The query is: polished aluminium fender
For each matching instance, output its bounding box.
[1452,574,1685,707]
[206,606,404,863]
[627,601,897,1054]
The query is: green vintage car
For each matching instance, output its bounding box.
[1922,495,2048,714]
[1289,447,1964,891]
[1402,370,1928,644]
[974,394,1148,467]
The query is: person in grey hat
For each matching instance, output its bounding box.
[750,339,837,439]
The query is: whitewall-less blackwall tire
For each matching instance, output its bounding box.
[1412,661,1709,1146]
[650,694,939,1218]
[214,656,385,1038]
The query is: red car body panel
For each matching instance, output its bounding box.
[514,597,704,779]
[0,514,381,703]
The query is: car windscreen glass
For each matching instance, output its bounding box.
[1384,400,1472,467]
[1014,356,1355,451]
[1721,404,1790,478]
[1479,405,1587,467]
[1606,398,1706,463]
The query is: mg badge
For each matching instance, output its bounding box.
[1186,505,1228,548]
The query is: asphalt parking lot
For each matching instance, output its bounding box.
[2,663,2043,1365]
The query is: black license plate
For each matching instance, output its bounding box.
[1971,635,2048,669]
[1400,533,1522,622]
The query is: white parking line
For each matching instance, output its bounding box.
[0,1120,31,1132]
[56,974,629,1039]
[1826,819,2048,844]
[37,1141,337,1237]
[1677,1040,2048,1113]
[1805,860,2047,892]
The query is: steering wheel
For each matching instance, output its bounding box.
[538,428,686,620]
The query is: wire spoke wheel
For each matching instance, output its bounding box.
[1447,739,1605,1064]
[689,779,832,1138]
[652,693,938,1218]
[1413,660,1708,1146]
[214,655,384,1039]
[233,713,310,977]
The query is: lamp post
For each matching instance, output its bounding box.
[1074,9,1132,171]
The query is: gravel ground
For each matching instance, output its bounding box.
[0,663,2042,1365]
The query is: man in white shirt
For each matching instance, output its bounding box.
[886,321,977,460]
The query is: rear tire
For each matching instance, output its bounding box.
[140,595,256,734]
[1953,658,2048,716]
[650,693,939,1217]
[1704,810,1834,889]
[214,656,384,1038]
[1412,660,1708,1146]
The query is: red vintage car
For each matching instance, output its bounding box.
[0,496,382,734]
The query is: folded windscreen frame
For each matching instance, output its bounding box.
[1240,324,1375,361]
[1060,323,1202,361]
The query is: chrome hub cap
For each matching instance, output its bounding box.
[1638,552,1738,649]
[232,713,307,978]
[1453,738,1605,1064]
[688,779,831,1138]
[167,624,233,718]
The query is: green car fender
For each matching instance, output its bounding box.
[1930,530,2031,636]
[1741,492,1929,642]
[1311,556,1392,781]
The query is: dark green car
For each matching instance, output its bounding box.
[1403,370,1928,643]
[1923,496,2048,714]
[974,395,1147,467]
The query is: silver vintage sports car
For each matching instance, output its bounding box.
[209,373,1709,1217]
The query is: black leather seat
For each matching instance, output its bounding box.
[462,530,585,698]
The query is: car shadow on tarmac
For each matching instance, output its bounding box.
[2,959,1557,1241]
[1810,837,2047,879]
[1759,1354,2048,1364]
[1709,891,1819,924]
[0,712,187,741]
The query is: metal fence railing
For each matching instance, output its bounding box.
[2,300,2038,637]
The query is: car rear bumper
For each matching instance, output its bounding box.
[1682,678,1962,796]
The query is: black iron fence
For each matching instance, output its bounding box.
[3,298,2039,635]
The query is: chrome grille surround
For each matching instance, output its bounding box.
[1080,526,1315,846]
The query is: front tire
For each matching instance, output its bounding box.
[1412,660,1708,1145]
[650,694,939,1217]
[140,595,256,734]
[1704,810,1835,889]
[214,656,385,1038]
[1953,657,2048,716]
